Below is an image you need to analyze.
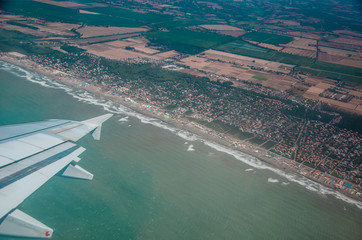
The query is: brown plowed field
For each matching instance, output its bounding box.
[282,47,316,58]
[77,26,148,38]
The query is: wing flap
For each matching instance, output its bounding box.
[0,156,13,167]
[18,133,64,149]
[0,140,43,162]
[0,133,65,166]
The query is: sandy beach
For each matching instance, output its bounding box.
[1,53,361,203]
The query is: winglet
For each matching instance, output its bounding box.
[82,113,113,140]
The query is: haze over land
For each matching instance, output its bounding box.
[0,0,362,210]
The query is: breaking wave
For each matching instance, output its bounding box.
[2,60,361,210]
[118,116,129,123]
[268,178,279,183]
[187,144,195,152]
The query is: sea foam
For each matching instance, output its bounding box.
[118,116,129,122]
[268,178,279,183]
[187,144,195,152]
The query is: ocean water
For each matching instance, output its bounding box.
[0,61,361,239]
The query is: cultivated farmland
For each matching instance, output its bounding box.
[243,32,294,46]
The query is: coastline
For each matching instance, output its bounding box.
[1,53,361,206]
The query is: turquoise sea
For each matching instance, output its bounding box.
[0,61,361,239]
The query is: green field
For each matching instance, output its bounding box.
[224,41,268,53]
[243,32,294,45]
[149,19,206,29]
[145,29,234,54]
[248,136,266,145]
[279,65,294,70]
[233,21,260,27]
[252,74,268,81]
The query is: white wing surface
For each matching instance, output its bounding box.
[0,114,113,238]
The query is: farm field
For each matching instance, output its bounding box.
[86,6,173,25]
[145,29,234,54]
[199,25,243,31]
[203,49,295,74]
[0,18,81,38]
[282,37,317,51]
[282,47,316,58]
[76,26,148,38]
[199,24,246,37]
[78,36,178,62]
[257,42,283,51]
[0,22,49,37]
[215,40,362,84]
[151,19,206,29]
[79,43,159,61]
[252,74,268,81]
[215,40,314,66]
[34,0,87,8]
[318,46,362,68]
[70,33,141,45]
[243,32,294,46]
[179,52,297,91]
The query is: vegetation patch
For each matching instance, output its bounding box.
[2,1,145,27]
[151,19,206,29]
[60,45,85,54]
[205,120,254,140]
[287,85,307,96]
[261,140,277,149]
[252,74,268,81]
[7,21,38,30]
[0,29,51,55]
[224,41,268,53]
[145,29,234,54]
[279,65,293,70]
[86,7,172,25]
[244,32,293,45]
[248,136,266,145]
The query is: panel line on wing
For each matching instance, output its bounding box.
[0,120,73,142]
[0,145,80,189]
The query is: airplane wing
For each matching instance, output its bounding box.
[0,113,113,238]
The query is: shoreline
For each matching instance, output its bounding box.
[1,53,361,205]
